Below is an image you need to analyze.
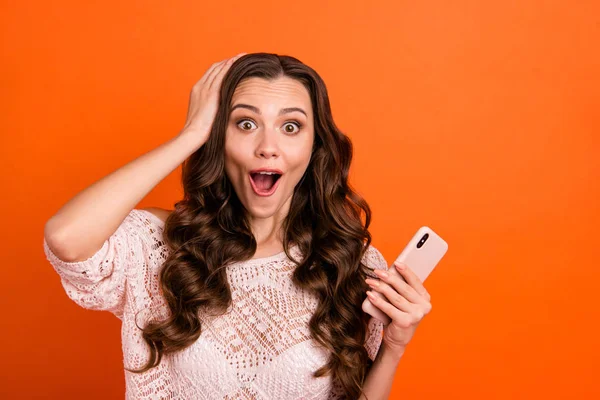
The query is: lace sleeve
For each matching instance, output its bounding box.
[361,245,388,362]
[43,209,163,319]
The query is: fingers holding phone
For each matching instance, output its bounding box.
[362,226,447,324]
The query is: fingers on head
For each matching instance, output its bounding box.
[208,54,246,90]
[199,53,247,88]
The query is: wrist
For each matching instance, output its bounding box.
[377,342,405,366]
[176,129,207,151]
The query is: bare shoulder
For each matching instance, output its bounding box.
[141,207,173,224]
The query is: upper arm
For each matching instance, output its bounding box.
[43,209,164,318]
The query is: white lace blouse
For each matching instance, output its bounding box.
[43,209,388,399]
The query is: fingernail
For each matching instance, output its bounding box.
[366,291,376,300]
[395,262,406,270]
[365,278,379,287]
[374,269,388,278]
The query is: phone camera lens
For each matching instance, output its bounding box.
[416,233,429,249]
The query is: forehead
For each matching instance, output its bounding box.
[231,76,312,113]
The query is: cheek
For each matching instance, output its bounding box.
[298,135,315,164]
[224,131,243,159]
[224,142,244,179]
[285,144,313,176]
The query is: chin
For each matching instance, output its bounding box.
[243,202,281,219]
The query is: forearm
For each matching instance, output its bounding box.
[44,130,203,261]
[359,343,404,400]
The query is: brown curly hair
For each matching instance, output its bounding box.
[127,53,378,399]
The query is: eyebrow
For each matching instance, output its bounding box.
[230,103,307,117]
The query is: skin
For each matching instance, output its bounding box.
[223,76,315,258]
[365,261,432,358]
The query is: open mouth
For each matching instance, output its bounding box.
[249,171,283,196]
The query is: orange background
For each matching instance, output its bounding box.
[1,1,598,399]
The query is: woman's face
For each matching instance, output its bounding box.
[224,76,314,221]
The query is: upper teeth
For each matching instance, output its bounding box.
[258,172,276,175]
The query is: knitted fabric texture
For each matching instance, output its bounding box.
[43,209,387,399]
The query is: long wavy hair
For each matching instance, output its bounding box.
[128,53,377,399]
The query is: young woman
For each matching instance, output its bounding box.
[43,52,432,399]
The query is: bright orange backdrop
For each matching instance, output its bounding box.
[1,1,598,399]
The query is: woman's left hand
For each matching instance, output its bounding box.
[365,262,433,359]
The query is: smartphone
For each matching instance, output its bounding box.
[362,226,448,324]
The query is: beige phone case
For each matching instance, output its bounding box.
[362,226,448,325]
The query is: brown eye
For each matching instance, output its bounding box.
[283,122,301,134]
[237,119,257,131]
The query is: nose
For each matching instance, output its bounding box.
[254,127,279,159]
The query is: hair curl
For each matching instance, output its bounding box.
[127,53,377,399]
